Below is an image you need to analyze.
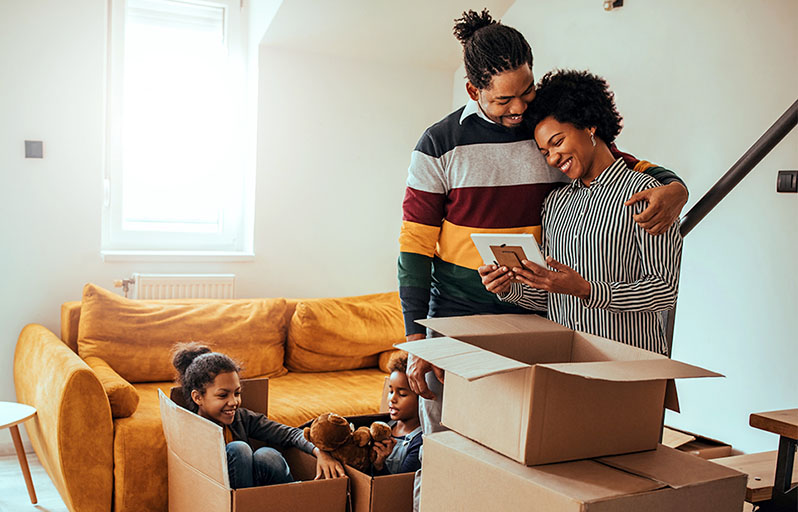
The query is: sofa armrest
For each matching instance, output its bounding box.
[14,324,113,512]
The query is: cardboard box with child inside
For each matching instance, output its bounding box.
[159,379,348,512]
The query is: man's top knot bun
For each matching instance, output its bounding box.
[453,9,496,45]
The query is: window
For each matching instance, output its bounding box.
[103,0,252,257]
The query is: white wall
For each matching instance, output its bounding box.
[499,0,797,453]
[252,46,453,296]
[0,0,453,453]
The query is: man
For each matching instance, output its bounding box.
[397,10,687,509]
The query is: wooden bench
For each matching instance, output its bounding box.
[714,409,797,511]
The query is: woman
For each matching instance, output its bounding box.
[479,70,682,355]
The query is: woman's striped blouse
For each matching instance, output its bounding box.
[500,158,683,355]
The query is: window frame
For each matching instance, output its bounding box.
[102,0,252,258]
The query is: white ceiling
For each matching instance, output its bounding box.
[260,0,516,70]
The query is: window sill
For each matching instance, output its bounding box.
[100,250,255,263]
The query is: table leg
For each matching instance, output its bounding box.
[757,435,798,512]
[10,425,37,504]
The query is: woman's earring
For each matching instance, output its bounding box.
[590,132,596,147]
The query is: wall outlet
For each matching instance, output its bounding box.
[25,140,43,158]
[776,170,797,193]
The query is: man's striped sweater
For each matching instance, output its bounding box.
[398,103,684,336]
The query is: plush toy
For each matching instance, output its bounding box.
[303,412,392,472]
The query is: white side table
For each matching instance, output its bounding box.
[0,402,38,504]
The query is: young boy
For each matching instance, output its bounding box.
[372,353,422,474]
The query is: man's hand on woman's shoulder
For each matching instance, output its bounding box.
[624,182,688,236]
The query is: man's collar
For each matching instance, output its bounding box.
[460,99,496,125]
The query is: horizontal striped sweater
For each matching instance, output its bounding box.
[398,104,684,336]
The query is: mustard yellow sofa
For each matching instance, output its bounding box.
[14,284,403,512]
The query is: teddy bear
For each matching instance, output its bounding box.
[303,412,392,472]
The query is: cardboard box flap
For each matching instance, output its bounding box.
[597,444,745,489]
[417,313,570,337]
[396,337,529,380]
[662,427,696,449]
[537,358,722,382]
[158,390,230,488]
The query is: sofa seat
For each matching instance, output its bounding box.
[113,382,173,512]
[266,368,387,426]
[112,369,387,511]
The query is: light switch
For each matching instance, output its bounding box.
[776,170,797,193]
[25,140,43,158]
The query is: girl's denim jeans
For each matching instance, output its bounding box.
[226,441,294,489]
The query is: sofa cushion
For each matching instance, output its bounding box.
[260,369,387,427]
[285,292,405,372]
[77,283,288,383]
[84,356,140,418]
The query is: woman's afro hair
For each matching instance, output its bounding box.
[527,69,623,144]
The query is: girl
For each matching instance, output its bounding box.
[172,342,345,488]
[372,353,422,475]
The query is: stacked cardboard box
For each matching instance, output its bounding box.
[397,314,748,511]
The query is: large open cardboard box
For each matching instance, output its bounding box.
[397,314,721,465]
[420,431,746,511]
[159,381,348,512]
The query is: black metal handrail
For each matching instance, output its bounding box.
[666,98,798,355]
[680,99,798,237]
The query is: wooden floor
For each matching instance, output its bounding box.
[0,451,67,512]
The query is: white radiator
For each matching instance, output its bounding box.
[123,273,236,299]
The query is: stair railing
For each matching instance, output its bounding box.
[665,99,798,356]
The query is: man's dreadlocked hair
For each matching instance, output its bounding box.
[453,9,533,90]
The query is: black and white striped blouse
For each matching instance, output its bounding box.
[500,158,683,355]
